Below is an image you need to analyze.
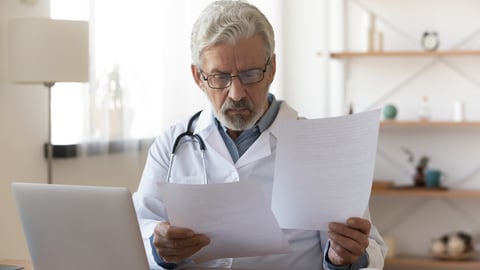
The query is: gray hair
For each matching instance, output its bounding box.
[190,0,275,67]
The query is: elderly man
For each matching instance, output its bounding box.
[133,1,387,269]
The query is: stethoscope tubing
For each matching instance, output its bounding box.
[166,110,208,184]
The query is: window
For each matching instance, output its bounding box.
[50,0,281,148]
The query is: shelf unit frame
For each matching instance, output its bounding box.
[325,2,480,268]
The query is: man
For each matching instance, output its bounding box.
[133,1,387,269]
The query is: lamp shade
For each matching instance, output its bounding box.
[8,18,89,83]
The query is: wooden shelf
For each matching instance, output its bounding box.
[329,50,480,58]
[380,121,480,128]
[385,255,480,269]
[372,187,480,198]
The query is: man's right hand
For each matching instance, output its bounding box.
[153,222,210,263]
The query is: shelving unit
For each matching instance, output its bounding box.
[371,187,480,269]
[372,187,480,198]
[325,1,480,269]
[380,121,480,128]
[385,255,480,269]
[329,50,480,58]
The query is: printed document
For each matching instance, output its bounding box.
[159,181,291,262]
[272,109,381,230]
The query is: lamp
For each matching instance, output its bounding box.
[8,18,89,184]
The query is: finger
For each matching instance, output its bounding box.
[328,220,370,256]
[159,237,209,257]
[154,222,195,240]
[346,217,371,234]
[159,254,184,264]
[329,218,371,240]
[156,234,209,249]
[328,230,365,256]
[328,240,357,264]
[329,222,367,242]
[157,236,210,263]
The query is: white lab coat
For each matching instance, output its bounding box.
[133,102,387,270]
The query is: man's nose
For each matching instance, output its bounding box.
[227,76,247,101]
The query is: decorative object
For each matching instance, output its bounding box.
[421,31,440,51]
[8,18,89,184]
[453,100,465,122]
[375,32,384,52]
[430,231,474,260]
[426,169,442,188]
[94,64,131,140]
[367,12,376,52]
[418,95,431,121]
[365,13,383,52]
[382,104,397,120]
[402,147,429,187]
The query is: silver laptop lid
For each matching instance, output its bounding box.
[12,182,150,270]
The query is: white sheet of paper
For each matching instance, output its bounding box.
[159,181,291,262]
[272,109,380,230]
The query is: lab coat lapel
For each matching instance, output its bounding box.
[235,132,272,168]
[269,102,299,137]
[194,108,234,164]
[236,103,298,168]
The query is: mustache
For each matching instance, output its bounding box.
[221,98,254,111]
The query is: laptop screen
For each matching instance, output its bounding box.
[12,183,150,270]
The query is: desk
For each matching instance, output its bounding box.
[0,260,266,270]
[0,260,32,270]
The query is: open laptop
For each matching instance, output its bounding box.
[12,182,150,270]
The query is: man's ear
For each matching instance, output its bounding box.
[266,53,276,84]
[191,64,205,90]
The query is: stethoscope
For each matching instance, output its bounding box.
[166,110,208,184]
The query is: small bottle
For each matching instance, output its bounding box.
[418,96,431,121]
[453,100,465,122]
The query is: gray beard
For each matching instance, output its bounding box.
[215,98,264,131]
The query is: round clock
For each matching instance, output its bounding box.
[421,31,439,51]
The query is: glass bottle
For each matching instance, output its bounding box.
[418,96,431,121]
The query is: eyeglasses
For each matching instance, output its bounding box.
[200,57,271,89]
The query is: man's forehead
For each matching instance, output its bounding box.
[199,36,266,70]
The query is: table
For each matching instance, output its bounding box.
[0,260,32,270]
[0,260,267,270]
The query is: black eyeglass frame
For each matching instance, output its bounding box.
[200,57,271,89]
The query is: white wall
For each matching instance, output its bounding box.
[281,0,328,119]
[1,0,50,259]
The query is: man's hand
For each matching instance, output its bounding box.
[327,217,371,266]
[153,222,210,263]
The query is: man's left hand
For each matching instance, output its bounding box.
[327,217,371,266]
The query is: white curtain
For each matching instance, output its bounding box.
[51,0,282,154]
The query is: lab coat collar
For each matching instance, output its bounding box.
[194,107,234,163]
[269,102,299,136]
[236,102,298,167]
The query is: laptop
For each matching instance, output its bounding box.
[12,182,150,270]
